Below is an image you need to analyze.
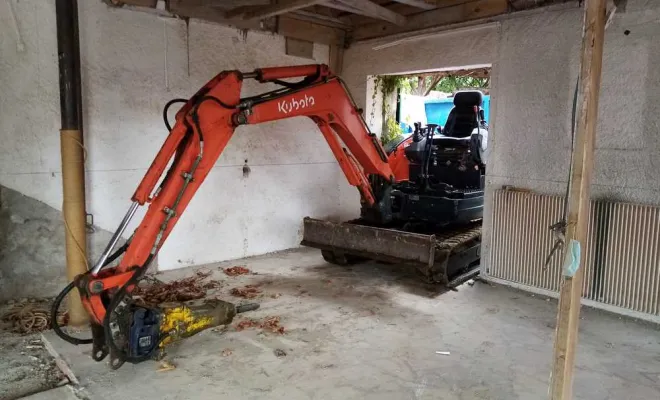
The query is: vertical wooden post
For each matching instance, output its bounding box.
[549,0,606,399]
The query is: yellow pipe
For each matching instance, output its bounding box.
[60,128,88,326]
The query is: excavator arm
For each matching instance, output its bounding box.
[54,64,394,368]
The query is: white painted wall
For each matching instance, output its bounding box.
[0,0,341,270]
[341,0,660,272]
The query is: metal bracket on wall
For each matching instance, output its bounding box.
[86,213,96,233]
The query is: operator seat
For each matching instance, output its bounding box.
[442,90,484,138]
[440,90,488,166]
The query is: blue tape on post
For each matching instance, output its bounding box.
[562,239,581,277]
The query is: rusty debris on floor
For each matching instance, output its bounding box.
[261,316,285,334]
[223,266,251,276]
[133,270,222,306]
[235,318,260,331]
[230,284,262,299]
[234,316,285,334]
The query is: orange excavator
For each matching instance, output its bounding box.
[52,64,486,369]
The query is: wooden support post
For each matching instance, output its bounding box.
[549,1,606,399]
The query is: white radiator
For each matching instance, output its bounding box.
[489,189,660,316]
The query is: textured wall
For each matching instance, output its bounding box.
[0,1,341,272]
[482,1,660,273]
[0,185,117,301]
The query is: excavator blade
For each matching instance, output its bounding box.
[301,217,482,285]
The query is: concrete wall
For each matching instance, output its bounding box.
[0,185,118,301]
[483,0,660,273]
[341,0,660,273]
[0,0,342,278]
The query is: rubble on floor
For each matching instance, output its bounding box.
[133,270,222,306]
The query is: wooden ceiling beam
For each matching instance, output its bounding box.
[324,0,407,25]
[290,9,353,28]
[168,0,274,30]
[351,0,508,41]
[278,15,347,45]
[226,0,324,20]
[390,0,436,10]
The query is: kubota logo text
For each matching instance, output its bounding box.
[277,95,315,114]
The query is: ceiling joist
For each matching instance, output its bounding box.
[290,9,353,28]
[390,0,437,10]
[352,0,509,41]
[324,0,407,26]
[226,0,324,20]
[113,1,566,47]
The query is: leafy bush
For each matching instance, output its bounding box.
[381,116,404,147]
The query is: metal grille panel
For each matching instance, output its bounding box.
[489,190,660,316]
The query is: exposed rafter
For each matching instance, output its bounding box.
[290,9,353,28]
[352,0,509,41]
[390,0,436,10]
[226,0,323,20]
[115,0,564,47]
[324,0,407,26]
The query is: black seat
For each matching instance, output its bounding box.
[442,91,484,138]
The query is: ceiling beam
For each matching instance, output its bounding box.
[225,0,324,20]
[390,0,436,10]
[278,15,346,45]
[324,0,407,26]
[168,0,275,30]
[351,0,508,41]
[290,9,352,28]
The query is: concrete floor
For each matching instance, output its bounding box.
[43,248,660,400]
[0,332,66,400]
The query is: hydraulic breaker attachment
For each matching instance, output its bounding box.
[301,217,481,285]
[105,298,259,369]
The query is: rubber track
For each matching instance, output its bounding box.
[434,223,482,250]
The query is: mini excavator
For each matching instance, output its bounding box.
[52,64,487,369]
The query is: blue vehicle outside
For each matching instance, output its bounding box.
[400,95,490,133]
[425,95,490,127]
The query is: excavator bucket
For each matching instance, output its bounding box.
[301,217,482,286]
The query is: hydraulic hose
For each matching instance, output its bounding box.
[50,241,130,345]
[162,98,187,132]
[51,281,93,345]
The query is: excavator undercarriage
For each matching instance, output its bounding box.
[52,64,486,369]
[303,90,488,286]
[302,218,482,286]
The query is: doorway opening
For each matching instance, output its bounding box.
[366,65,492,147]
